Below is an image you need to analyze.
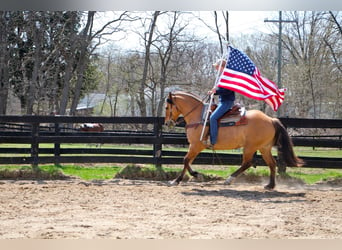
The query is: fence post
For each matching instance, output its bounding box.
[31,122,39,171]
[153,117,163,169]
[54,122,61,166]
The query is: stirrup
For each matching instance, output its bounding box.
[202,139,214,149]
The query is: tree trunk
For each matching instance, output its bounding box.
[26,23,42,115]
[70,11,95,116]
[139,11,160,117]
[69,55,87,115]
[59,56,74,115]
[0,11,9,114]
[58,12,79,115]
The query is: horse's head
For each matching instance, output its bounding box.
[164,92,181,128]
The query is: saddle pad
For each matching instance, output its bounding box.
[220,107,246,123]
[219,115,248,127]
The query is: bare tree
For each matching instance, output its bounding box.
[329,11,342,35]
[59,11,80,115]
[280,11,341,118]
[152,11,187,116]
[137,11,161,117]
[69,11,138,115]
[69,11,96,115]
[214,11,229,53]
[196,11,229,54]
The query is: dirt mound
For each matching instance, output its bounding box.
[115,164,223,182]
[315,177,342,187]
[114,165,307,185]
[0,168,71,180]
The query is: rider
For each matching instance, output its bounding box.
[206,59,235,149]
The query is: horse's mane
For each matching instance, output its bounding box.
[173,91,203,103]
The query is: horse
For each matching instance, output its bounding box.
[79,123,104,132]
[164,91,303,189]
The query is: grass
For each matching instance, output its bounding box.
[285,168,342,185]
[53,165,122,180]
[1,163,342,185]
[293,147,342,158]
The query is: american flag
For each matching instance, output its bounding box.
[217,46,286,111]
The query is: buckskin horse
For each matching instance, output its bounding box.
[164,91,303,189]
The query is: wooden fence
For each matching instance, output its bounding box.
[0,115,341,169]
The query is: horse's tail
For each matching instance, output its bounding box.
[272,118,304,167]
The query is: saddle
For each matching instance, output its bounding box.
[202,103,247,127]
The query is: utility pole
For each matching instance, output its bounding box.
[265,11,297,174]
[264,11,297,116]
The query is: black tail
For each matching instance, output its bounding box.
[272,119,304,167]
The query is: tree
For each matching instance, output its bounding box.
[0,11,137,115]
[69,11,137,115]
[214,11,229,53]
[0,11,10,114]
[196,11,230,54]
[69,11,96,115]
[280,11,341,118]
[151,11,189,116]
[58,11,82,115]
[138,11,161,117]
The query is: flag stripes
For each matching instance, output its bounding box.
[217,46,286,111]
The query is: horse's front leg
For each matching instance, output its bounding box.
[169,146,201,186]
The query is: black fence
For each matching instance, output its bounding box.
[0,115,341,169]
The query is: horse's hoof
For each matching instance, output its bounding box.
[224,176,236,185]
[264,184,275,190]
[191,171,199,178]
[168,180,179,186]
[193,173,204,182]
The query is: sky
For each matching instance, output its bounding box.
[193,11,277,44]
[95,11,279,51]
[228,11,277,34]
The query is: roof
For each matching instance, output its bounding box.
[77,93,106,110]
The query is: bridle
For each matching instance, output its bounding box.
[166,93,179,127]
[166,92,207,127]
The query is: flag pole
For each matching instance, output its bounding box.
[200,45,230,142]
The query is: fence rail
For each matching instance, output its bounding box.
[0,115,341,169]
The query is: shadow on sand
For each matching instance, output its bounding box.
[181,188,307,203]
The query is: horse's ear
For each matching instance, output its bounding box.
[166,92,173,104]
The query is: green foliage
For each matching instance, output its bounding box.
[79,61,104,99]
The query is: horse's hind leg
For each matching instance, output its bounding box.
[169,146,201,185]
[259,147,277,190]
[224,148,255,185]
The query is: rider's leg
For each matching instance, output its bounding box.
[209,101,233,145]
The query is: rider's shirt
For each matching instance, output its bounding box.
[215,87,235,102]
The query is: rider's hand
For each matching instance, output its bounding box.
[208,87,216,95]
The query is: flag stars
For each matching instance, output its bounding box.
[227,47,255,75]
